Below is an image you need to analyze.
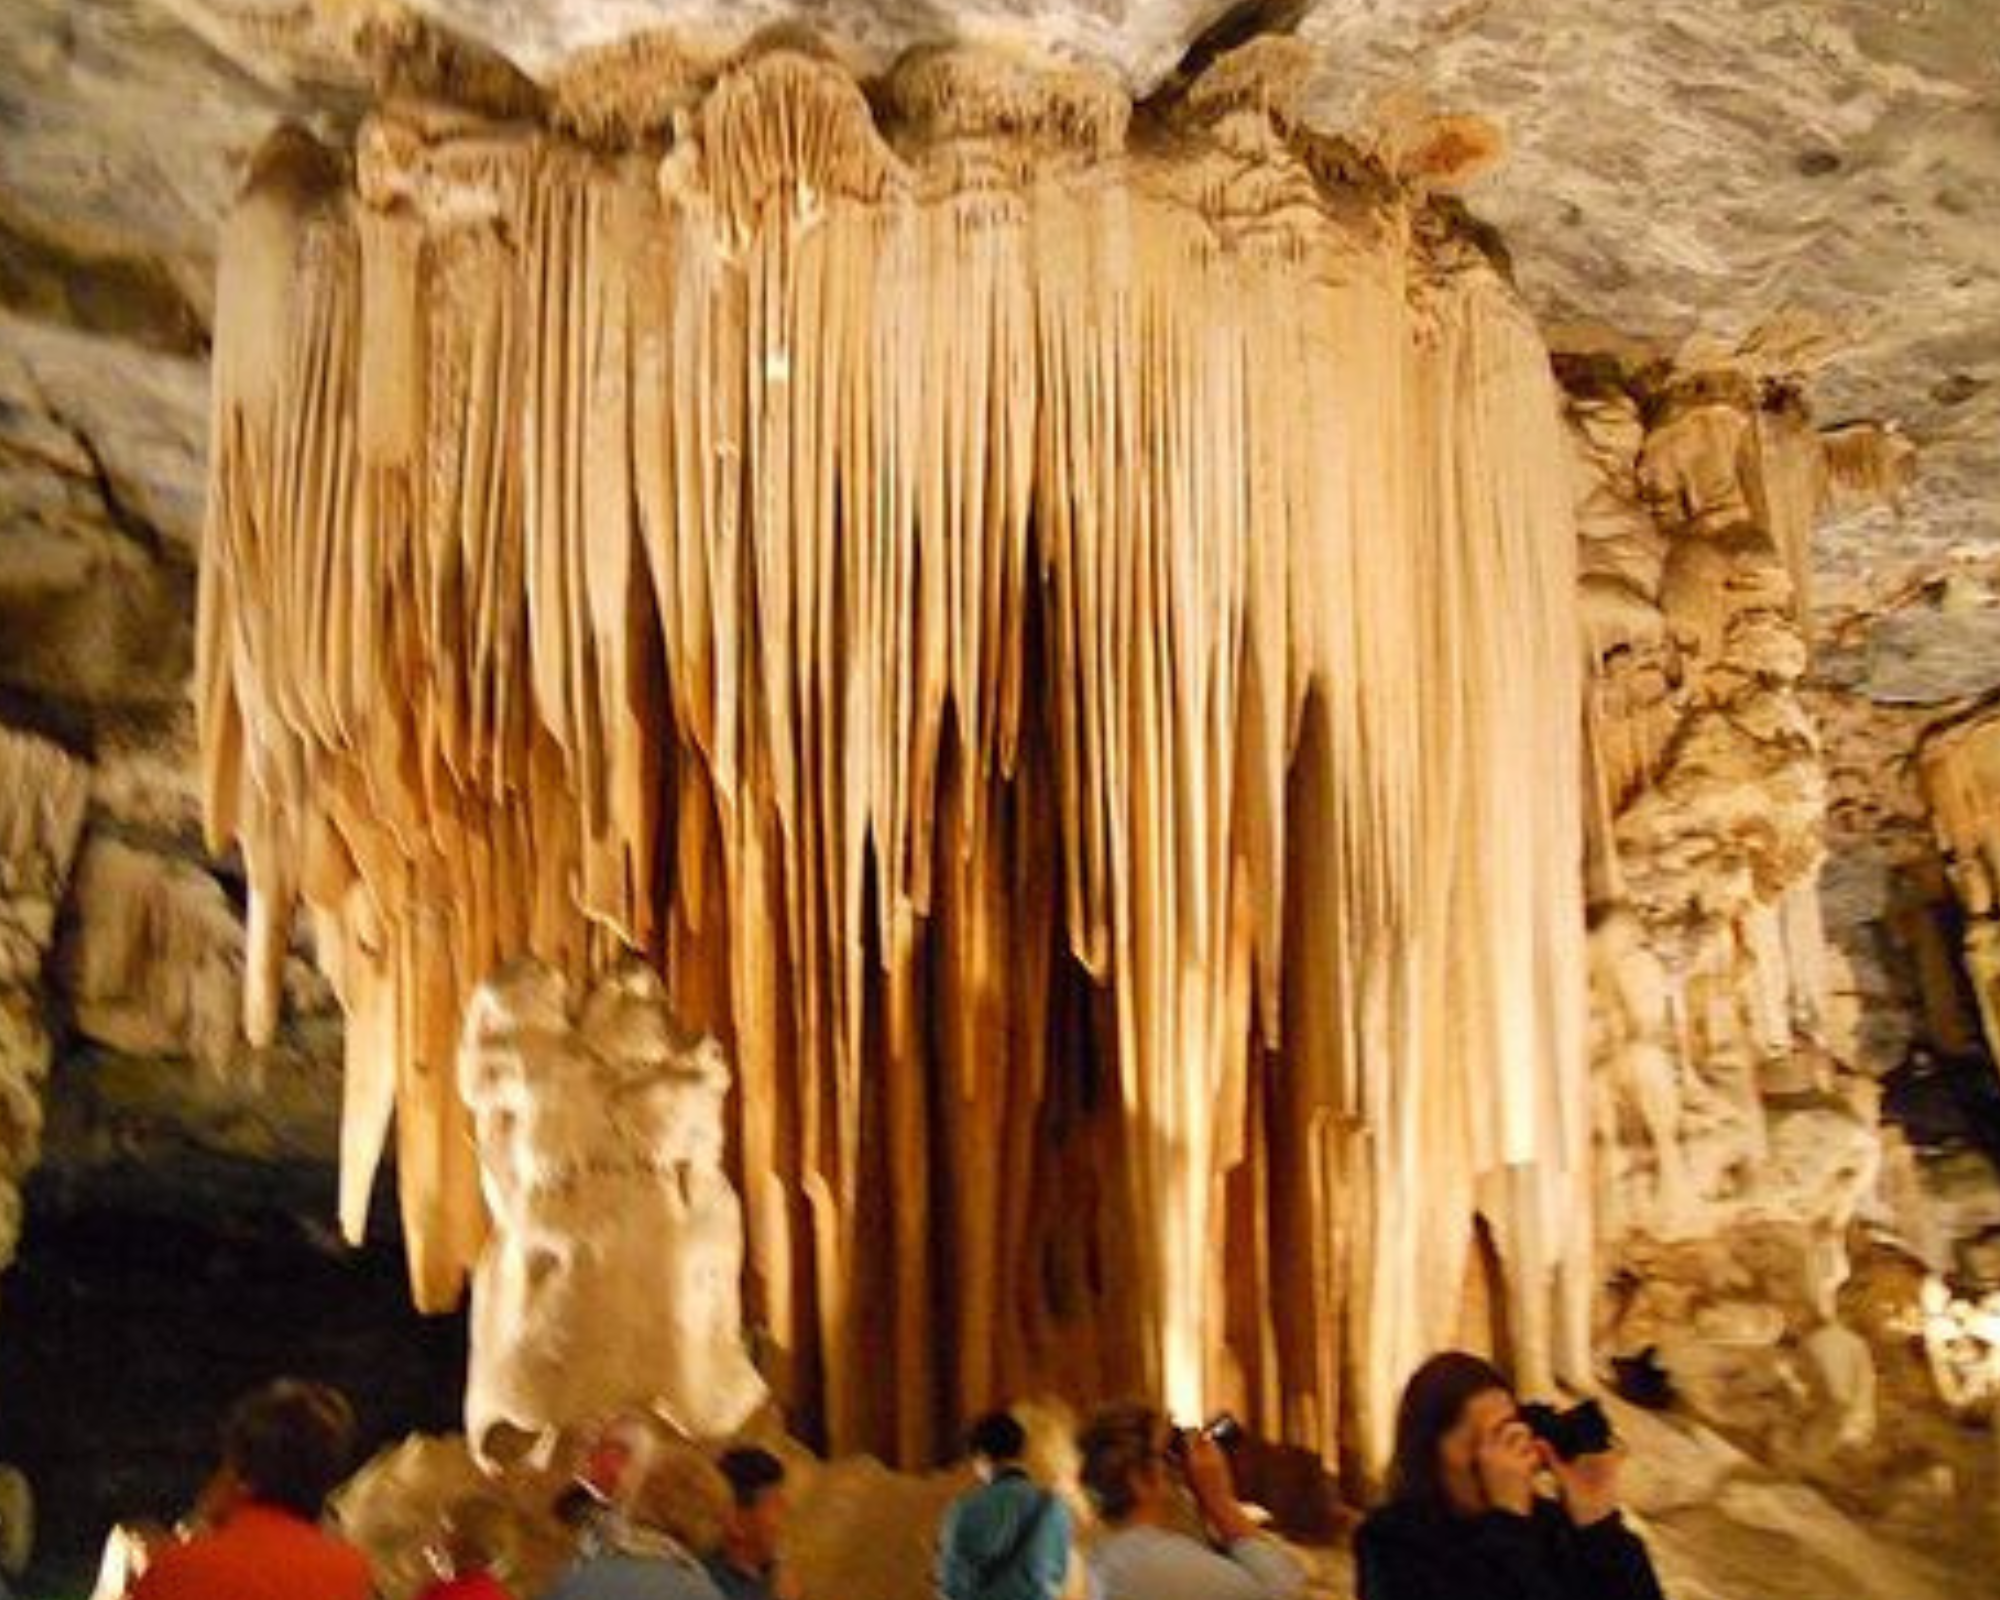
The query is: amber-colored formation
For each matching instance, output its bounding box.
[198,35,1591,1473]
[1918,706,2000,1063]
[0,728,90,1269]
[1569,350,1914,1463]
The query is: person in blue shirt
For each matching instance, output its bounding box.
[936,1411,1072,1600]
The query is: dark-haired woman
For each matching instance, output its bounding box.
[1355,1352,1666,1600]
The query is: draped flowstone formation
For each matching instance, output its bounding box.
[197,34,1591,1475]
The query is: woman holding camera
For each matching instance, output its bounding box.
[1355,1353,1667,1600]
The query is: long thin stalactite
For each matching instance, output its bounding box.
[199,36,1590,1477]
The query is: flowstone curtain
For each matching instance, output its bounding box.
[199,36,1590,1476]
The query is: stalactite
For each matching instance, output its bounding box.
[200,35,1593,1477]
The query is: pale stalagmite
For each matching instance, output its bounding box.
[200,33,1595,1474]
[457,955,767,1460]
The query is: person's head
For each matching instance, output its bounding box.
[965,1410,1027,1482]
[715,1446,787,1567]
[1386,1352,1517,1516]
[627,1444,732,1556]
[219,1380,358,1521]
[429,1494,510,1579]
[1076,1403,1172,1527]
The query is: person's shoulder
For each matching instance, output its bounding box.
[1355,1498,1430,1550]
[133,1527,301,1600]
[984,1471,1036,1503]
[327,1533,375,1587]
[131,1533,225,1593]
[416,1577,509,1600]
[939,1480,977,1524]
[548,1554,683,1600]
[315,1523,372,1566]
[1362,1497,1484,1572]
[676,1556,732,1599]
[283,1519,372,1589]
[1091,1523,1195,1564]
[699,1553,753,1598]
[539,1565,587,1600]
[1082,1522,1135,1564]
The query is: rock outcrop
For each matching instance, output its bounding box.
[1916,706,2000,1066]
[1569,348,2000,1569]
[0,728,89,1267]
[1573,348,1877,1446]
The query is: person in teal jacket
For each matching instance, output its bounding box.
[936,1411,1072,1600]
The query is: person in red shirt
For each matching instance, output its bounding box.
[415,1494,517,1600]
[130,1379,373,1600]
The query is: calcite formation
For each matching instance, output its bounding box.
[198,33,1591,1472]
[1570,348,1907,1462]
[0,727,90,1269]
[1918,1274,2000,1420]
[458,956,766,1461]
[1915,706,2000,1066]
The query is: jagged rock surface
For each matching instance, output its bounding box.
[0,727,88,1267]
[1571,351,1898,1464]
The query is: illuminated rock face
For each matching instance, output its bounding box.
[0,728,89,1269]
[1916,710,2000,1065]
[1919,1275,2000,1420]
[1571,354,1908,1463]
[57,836,246,1074]
[458,957,767,1462]
[197,33,1594,1472]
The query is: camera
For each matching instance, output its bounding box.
[1167,1412,1245,1462]
[1519,1398,1612,1462]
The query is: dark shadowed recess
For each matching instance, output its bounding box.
[0,1159,466,1598]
